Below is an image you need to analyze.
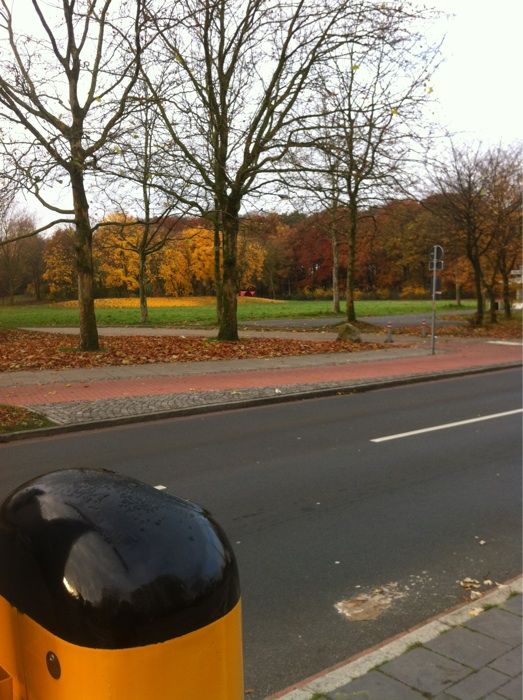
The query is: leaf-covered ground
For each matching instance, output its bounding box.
[395,318,522,339]
[0,329,385,372]
[0,404,55,433]
[55,295,283,308]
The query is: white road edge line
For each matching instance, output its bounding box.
[371,409,523,443]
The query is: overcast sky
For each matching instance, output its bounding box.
[429,0,522,145]
[8,0,521,224]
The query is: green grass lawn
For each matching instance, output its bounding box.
[0,298,476,329]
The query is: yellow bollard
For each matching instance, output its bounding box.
[0,666,13,700]
[0,469,243,700]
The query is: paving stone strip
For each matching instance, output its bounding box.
[269,583,522,700]
[30,385,325,425]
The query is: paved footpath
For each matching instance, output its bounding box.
[269,580,522,700]
[0,329,521,436]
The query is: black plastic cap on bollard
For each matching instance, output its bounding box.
[0,469,240,649]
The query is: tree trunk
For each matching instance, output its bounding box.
[331,230,340,314]
[501,273,512,319]
[470,258,484,326]
[213,220,223,327]
[70,166,99,350]
[269,271,275,300]
[33,272,42,301]
[138,252,148,323]
[487,288,497,323]
[217,212,239,341]
[345,206,357,323]
[455,279,461,306]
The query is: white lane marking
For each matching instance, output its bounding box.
[487,341,523,346]
[154,484,167,490]
[371,409,523,443]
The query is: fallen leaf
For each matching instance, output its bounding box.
[0,329,389,372]
[459,577,481,590]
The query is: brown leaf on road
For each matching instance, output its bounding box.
[458,577,496,600]
[459,577,481,590]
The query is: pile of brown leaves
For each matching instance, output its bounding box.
[0,330,385,372]
[436,322,522,339]
[393,320,522,339]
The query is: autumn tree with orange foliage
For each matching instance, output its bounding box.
[42,229,77,299]
[94,216,141,294]
[289,213,343,295]
[235,215,297,299]
[159,228,213,297]
[93,213,185,321]
[157,226,267,298]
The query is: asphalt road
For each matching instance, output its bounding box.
[1,369,521,698]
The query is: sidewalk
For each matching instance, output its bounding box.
[0,330,521,439]
[268,579,522,700]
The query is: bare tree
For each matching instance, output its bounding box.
[283,154,347,313]
[144,0,361,340]
[429,145,496,325]
[96,82,192,323]
[299,4,439,322]
[0,0,145,349]
[0,211,36,303]
[482,145,522,319]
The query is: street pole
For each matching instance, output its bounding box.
[431,260,437,355]
[429,245,444,356]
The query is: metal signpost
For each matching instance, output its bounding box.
[429,245,444,355]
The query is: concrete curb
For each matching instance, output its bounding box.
[0,362,520,443]
[267,575,523,700]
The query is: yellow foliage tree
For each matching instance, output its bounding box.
[158,244,192,296]
[238,237,266,289]
[187,228,215,291]
[94,214,141,293]
[159,228,213,296]
[158,226,266,296]
[42,228,77,298]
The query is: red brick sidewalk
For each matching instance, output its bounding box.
[1,338,520,408]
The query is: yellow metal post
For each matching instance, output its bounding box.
[0,469,243,700]
[0,666,13,700]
